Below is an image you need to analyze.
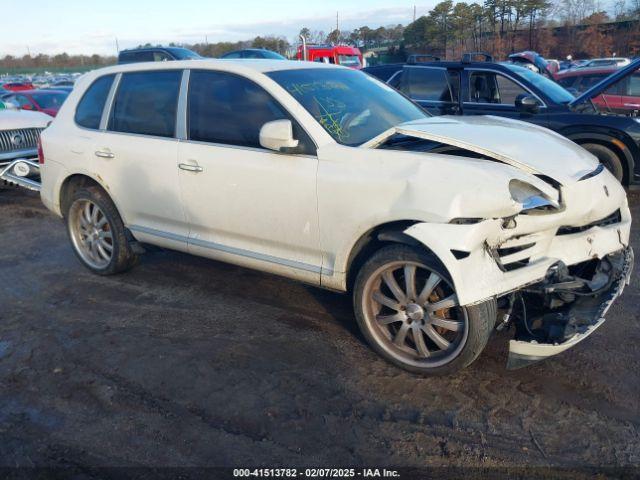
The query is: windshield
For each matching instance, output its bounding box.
[338,55,361,67]
[267,68,427,146]
[31,92,68,109]
[505,64,575,104]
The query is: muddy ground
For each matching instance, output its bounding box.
[0,187,638,475]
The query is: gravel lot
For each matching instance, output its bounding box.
[0,186,638,475]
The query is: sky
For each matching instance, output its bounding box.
[0,1,439,57]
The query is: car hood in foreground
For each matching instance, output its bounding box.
[362,115,598,185]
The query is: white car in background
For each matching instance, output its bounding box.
[0,105,51,190]
[38,60,633,375]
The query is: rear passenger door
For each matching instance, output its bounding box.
[177,70,322,284]
[92,70,188,250]
[398,67,459,115]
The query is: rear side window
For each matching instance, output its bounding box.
[109,70,181,138]
[188,70,313,152]
[404,68,453,102]
[75,74,115,129]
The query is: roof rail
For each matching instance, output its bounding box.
[462,52,494,63]
[407,54,441,65]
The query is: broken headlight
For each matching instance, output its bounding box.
[509,179,559,214]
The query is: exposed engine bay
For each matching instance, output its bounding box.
[503,247,633,368]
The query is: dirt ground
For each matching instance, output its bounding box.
[0,186,638,474]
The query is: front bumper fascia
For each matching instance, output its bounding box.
[507,247,634,368]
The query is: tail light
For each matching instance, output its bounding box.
[37,137,44,164]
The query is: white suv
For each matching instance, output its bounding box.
[40,60,633,375]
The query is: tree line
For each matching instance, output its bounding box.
[2,0,640,72]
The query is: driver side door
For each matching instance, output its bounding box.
[462,69,549,127]
[177,70,323,284]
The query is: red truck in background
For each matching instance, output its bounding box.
[296,44,363,69]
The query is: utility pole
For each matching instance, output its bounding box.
[26,46,31,57]
[413,5,417,22]
[336,11,339,36]
[115,37,120,54]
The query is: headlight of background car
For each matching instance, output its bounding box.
[509,179,559,214]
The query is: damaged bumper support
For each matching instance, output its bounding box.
[0,158,41,192]
[507,247,634,369]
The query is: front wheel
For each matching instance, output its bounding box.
[66,186,138,275]
[353,245,495,375]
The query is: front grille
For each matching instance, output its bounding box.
[0,128,43,153]
[557,209,622,236]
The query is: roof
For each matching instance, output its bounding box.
[83,58,346,77]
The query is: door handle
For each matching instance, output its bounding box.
[95,150,115,159]
[179,163,203,173]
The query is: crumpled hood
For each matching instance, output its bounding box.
[362,115,599,185]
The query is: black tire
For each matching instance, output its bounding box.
[353,244,496,376]
[65,186,138,275]
[582,143,625,183]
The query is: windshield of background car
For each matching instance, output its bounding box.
[31,92,68,109]
[338,55,361,68]
[505,65,575,104]
[267,68,427,146]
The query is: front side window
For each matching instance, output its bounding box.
[153,52,172,62]
[188,70,313,152]
[505,65,574,103]
[468,71,529,105]
[404,67,453,101]
[109,70,181,138]
[267,68,426,146]
[31,92,68,109]
[75,74,114,129]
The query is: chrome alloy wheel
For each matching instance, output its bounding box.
[68,199,114,270]
[362,261,469,369]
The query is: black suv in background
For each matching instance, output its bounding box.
[365,57,640,187]
[118,47,202,64]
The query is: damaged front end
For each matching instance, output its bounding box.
[506,247,634,368]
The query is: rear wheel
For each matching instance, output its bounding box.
[353,245,495,375]
[66,186,137,275]
[582,143,625,183]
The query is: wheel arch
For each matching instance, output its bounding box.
[562,128,636,185]
[59,173,119,219]
[345,220,441,292]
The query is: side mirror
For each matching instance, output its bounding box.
[259,119,299,152]
[515,94,540,114]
